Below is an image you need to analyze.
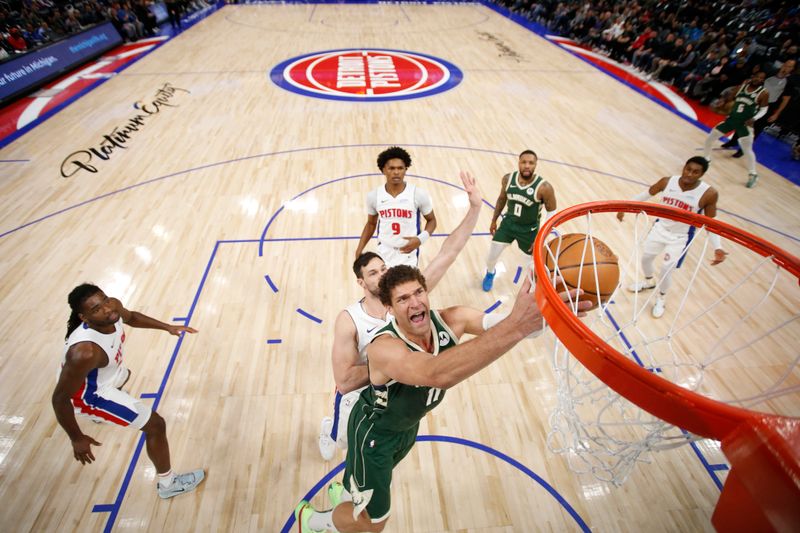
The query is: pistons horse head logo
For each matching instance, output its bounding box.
[270,48,463,102]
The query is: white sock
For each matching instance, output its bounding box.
[309,509,338,531]
[738,134,756,174]
[486,241,509,273]
[157,469,176,488]
[703,128,722,159]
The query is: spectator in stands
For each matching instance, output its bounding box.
[166,0,182,30]
[7,27,28,52]
[134,0,158,36]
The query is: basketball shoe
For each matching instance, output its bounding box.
[328,481,351,507]
[746,173,759,188]
[294,501,324,533]
[157,469,205,499]
[652,295,666,319]
[318,417,336,461]
[482,270,495,291]
[627,278,656,292]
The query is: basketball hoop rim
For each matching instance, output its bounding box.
[533,201,800,441]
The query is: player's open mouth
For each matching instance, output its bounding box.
[410,311,426,324]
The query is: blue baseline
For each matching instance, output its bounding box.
[279,435,590,532]
[92,504,114,513]
[264,274,279,293]
[267,339,282,344]
[140,393,158,399]
[2,144,796,245]
[172,316,187,322]
[297,308,323,324]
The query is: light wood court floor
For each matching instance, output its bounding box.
[0,3,798,532]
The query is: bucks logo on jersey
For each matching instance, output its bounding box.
[504,171,544,228]
[362,309,458,431]
[729,84,765,122]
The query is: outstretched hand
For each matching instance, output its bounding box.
[72,434,102,465]
[166,325,198,336]
[459,170,482,208]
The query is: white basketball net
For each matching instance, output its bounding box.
[542,209,800,486]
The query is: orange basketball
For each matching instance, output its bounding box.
[544,233,619,309]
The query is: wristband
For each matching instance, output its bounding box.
[417,231,430,244]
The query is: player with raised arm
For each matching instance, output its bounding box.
[318,171,482,460]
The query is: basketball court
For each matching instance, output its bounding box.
[0,2,797,531]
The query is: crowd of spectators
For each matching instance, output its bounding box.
[0,0,213,60]
[494,0,800,156]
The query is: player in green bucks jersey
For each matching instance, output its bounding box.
[703,71,769,188]
[295,266,591,532]
[482,150,557,291]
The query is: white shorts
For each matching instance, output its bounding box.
[72,386,152,430]
[377,241,419,268]
[332,388,364,449]
[643,222,689,265]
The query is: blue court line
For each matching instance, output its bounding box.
[267,339,282,344]
[604,305,728,488]
[257,171,496,256]
[139,393,158,399]
[3,144,795,245]
[97,240,219,532]
[603,307,645,367]
[91,504,114,513]
[710,463,730,471]
[279,435,590,532]
[172,316,187,322]
[296,308,323,324]
[484,300,502,313]
[513,266,522,284]
[688,438,725,490]
[264,275,279,292]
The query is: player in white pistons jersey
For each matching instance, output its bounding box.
[354,147,437,267]
[53,283,205,499]
[62,319,136,423]
[318,171,482,460]
[618,157,727,318]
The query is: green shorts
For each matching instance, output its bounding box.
[493,218,539,253]
[343,402,418,522]
[715,118,753,139]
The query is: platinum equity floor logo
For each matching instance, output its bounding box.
[270,49,462,102]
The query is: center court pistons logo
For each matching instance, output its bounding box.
[270,48,463,102]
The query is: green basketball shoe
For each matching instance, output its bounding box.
[294,501,324,533]
[328,481,346,507]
